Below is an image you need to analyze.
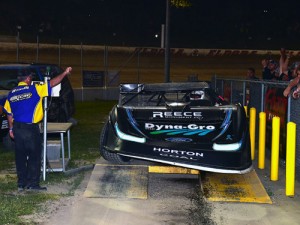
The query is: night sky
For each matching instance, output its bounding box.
[1,0,300,49]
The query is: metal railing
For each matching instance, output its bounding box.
[212,76,291,121]
[213,75,300,181]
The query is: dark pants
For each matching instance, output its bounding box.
[13,122,41,187]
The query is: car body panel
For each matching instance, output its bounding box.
[100,82,252,174]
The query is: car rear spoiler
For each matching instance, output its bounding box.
[120,82,210,93]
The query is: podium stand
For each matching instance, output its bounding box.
[42,122,72,175]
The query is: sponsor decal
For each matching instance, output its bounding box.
[152,111,203,119]
[11,86,29,93]
[165,137,193,143]
[1,120,8,129]
[134,48,297,57]
[145,122,215,136]
[226,135,233,141]
[10,92,32,102]
[153,147,203,160]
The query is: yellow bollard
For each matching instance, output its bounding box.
[244,106,248,117]
[258,112,266,169]
[271,117,280,181]
[249,107,256,160]
[286,122,296,197]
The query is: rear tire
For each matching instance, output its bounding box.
[99,120,130,164]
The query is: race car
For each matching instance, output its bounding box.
[100,82,252,174]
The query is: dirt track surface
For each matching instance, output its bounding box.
[2,42,300,88]
[25,158,300,225]
[21,159,213,225]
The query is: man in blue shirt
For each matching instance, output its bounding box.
[262,59,279,80]
[4,66,72,191]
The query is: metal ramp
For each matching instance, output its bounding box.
[84,162,272,204]
[201,170,272,204]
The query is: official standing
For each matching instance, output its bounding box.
[4,67,72,191]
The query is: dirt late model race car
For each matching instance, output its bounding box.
[100,82,252,174]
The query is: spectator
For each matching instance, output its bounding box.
[283,64,300,98]
[262,59,279,80]
[291,62,300,78]
[246,67,259,80]
[278,48,293,81]
[246,68,259,110]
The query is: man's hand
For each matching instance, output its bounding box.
[283,87,291,97]
[65,67,72,74]
[50,66,72,87]
[9,130,14,139]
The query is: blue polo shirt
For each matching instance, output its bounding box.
[4,81,52,123]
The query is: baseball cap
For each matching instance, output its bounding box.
[17,68,34,81]
[268,59,278,68]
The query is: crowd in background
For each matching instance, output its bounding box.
[247,48,300,82]
[246,48,300,99]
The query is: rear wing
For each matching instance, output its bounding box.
[120,82,210,93]
[118,82,219,107]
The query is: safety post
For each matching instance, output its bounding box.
[286,122,296,197]
[258,112,266,169]
[271,116,280,181]
[249,107,256,160]
[244,106,248,117]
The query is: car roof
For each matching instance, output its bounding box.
[30,63,60,67]
[0,63,31,68]
[0,63,60,68]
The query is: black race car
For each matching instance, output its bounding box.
[100,82,252,174]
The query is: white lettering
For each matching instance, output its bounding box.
[165,112,172,117]
[153,147,204,158]
[171,150,178,154]
[165,125,173,129]
[12,86,29,93]
[146,123,215,131]
[156,125,164,130]
[145,123,155,129]
[193,112,202,117]
[187,124,198,129]
[152,111,203,118]
[153,147,161,152]
[183,112,192,116]
[173,125,183,129]
[153,112,163,118]
[174,112,182,116]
